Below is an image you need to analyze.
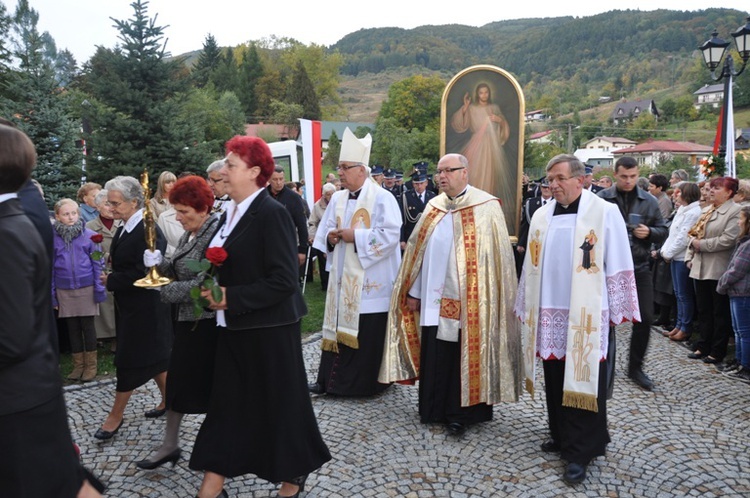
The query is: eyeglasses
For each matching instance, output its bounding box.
[208,177,223,184]
[546,175,576,185]
[434,167,465,175]
[337,164,362,172]
[106,200,124,208]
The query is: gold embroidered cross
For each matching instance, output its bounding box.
[571,307,595,382]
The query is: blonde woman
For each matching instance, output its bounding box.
[149,171,176,219]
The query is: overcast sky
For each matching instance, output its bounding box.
[1,0,748,63]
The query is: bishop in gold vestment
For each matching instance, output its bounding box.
[379,154,522,434]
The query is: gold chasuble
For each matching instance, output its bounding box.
[379,187,523,407]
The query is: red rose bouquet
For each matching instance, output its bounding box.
[185,246,229,318]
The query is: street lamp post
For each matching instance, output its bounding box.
[699,18,750,163]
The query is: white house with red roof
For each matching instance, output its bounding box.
[611,139,713,168]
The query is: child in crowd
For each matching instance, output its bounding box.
[52,198,107,381]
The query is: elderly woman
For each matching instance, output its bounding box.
[77,182,102,224]
[94,176,173,440]
[685,177,742,364]
[136,176,220,470]
[307,182,336,291]
[698,181,710,209]
[0,124,102,497]
[190,136,330,498]
[735,179,750,206]
[149,171,176,219]
[86,189,120,347]
[660,182,702,342]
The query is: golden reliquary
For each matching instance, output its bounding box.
[134,169,173,288]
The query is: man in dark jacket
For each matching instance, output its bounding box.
[267,166,309,279]
[399,170,436,251]
[598,156,667,391]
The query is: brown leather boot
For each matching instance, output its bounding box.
[67,353,84,381]
[81,351,98,382]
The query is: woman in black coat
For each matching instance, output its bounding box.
[94,175,173,440]
[136,176,220,469]
[190,136,331,498]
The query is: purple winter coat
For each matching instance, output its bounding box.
[52,226,106,307]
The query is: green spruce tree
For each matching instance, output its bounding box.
[192,33,221,88]
[77,0,214,182]
[322,130,340,170]
[237,44,263,119]
[287,60,320,120]
[3,0,80,205]
[209,47,240,96]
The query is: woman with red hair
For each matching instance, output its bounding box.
[136,175,221,470]
[190,137,330,498]
[685,176,742,366]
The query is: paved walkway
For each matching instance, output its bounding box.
[65,326,749,497]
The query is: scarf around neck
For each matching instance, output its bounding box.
[54,220,84,248]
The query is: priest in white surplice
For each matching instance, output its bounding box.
[380,153,523,436]
[308,128,402,396]
[515,154,640,485]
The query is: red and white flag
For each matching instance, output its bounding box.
[713,77,736,178]
[299,119,322,210]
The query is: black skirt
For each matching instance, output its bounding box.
[0,394,86,498]
[190,321,331,482]
[116,360,169,392]
[315,312,391,396]
[165,319,218,414]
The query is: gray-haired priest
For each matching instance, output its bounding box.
[379,153,523,436]
[308,128,402,396]
[514,153,640,485]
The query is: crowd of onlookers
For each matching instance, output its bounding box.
[653,171,750,384]
[49,161,750,391]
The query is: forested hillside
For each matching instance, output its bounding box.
[331,8,749,116]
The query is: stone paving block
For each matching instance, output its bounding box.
[62,326,750,497]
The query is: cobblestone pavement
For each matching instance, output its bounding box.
[66,326,750,497]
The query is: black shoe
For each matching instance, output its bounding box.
[540,439,560,453]
[628,369,654,391]
[726,367,750,384]
[563,462,587,484]
[136,448,181,470]
[687,351,706,359]
[277,475,308,498]
[201,490,228,498]
[681,340,697,351]
[195,489,228,498]
[716,359,738,372]
[446,422,466,436]
[144,407,167,418]
[702,356,721,364]
[308,382,326,395]
[94,419,123,440]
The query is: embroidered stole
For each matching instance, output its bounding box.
[321,183,378,352]
[522,191,607,412]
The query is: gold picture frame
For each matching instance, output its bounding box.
[441,64,525,240]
